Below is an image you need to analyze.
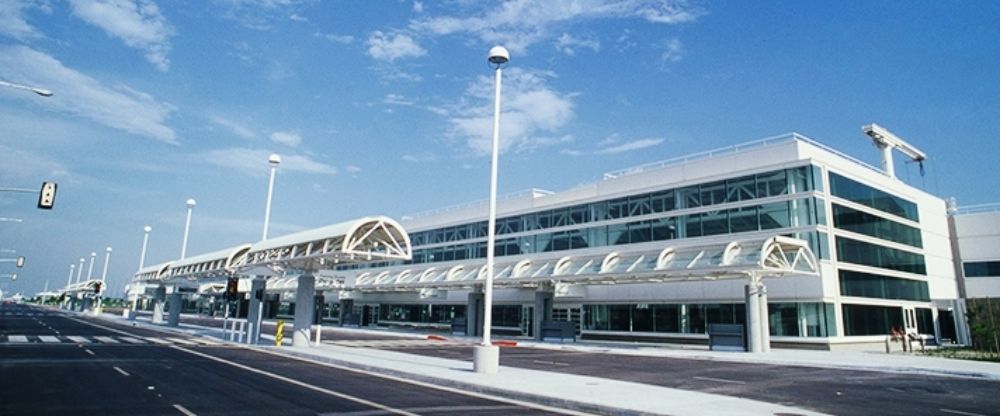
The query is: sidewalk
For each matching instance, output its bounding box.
[107,312,829,416]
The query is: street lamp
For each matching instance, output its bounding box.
[66,264,75,288]
[180,198,196,259]
[262,154,281,240]
[473,45,509,375]
[76,257,84,284]
[139,226,152,269]
[86,252,96,280]
[0,79,53,97]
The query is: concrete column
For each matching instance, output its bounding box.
[152,286,167,324]
[292,274,316,347]
[533,289,554,341]
[81,297,92,312]
[746,283,761,353]
[467,290,485,337]
[247,278,265,343]
[339,298,355,326]
[167,292,182,327]
[759,284,770,353]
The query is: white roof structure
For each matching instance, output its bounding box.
[348,236,818,292]
[166,244,252,281]
[134,262,171,282]
[240,216,411,271]
[63,279,103,294]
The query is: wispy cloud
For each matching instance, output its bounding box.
[213,0,308,30]
[196,148,337,177]
[315,32,354,44]
[69,0,174,72]
[0,144,70,182]
[209,115,256,139]
[366,31,426,62]
[0,0,49,40]
[597,137,664,154]
[410,0,703,54]
[269,130,302,147]
[659,37,683,66]
[0,45,177,143]
[445,68,576,155]
[555,33,600,56]
[402,151,438,163]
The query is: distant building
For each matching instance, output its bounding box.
[952,204,1000,299]
[337,132,965,349]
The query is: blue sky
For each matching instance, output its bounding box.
[0,1,998,297]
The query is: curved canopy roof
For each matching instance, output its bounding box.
[240,216,411,271]
[166,244,252,281]
[134,262,172,283]
[63,279,103,294]
[347,236,818,292]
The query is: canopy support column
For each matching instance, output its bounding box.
[247,277,265,344]
[167,291,182,327]
[152,286,167,324]
[534,284,554,341]
[293,274,316,347]
[467,287,485,337]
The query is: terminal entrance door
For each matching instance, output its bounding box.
[553,305,582,335]
[903,306,918,334]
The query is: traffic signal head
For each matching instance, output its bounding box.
[15,256,24,268]
[37,182,57,210]
[225,278,238,300]
[94,281,102,294]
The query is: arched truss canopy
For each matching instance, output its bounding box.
[241,216,412,271]
[167,244,252,281]
[133,262,172,283]
[265,274,344,293]
[348,235,818,292]
[63,279,103,295]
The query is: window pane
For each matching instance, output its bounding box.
[829,172,919,222]
[835,237,926,275]
[832,204,923,248]
[839,269,929,301]
[842,304,903,336]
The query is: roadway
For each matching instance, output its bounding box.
[0,303,576,416]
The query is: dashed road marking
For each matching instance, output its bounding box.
[692,376,746,385]
[38,335,60,343]
[113,366,130,377]
[67,336,91,343]
[94,336,120,343]
[173,404,197,416]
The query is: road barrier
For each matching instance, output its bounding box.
[275,320,284,347]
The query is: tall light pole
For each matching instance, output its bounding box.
[473,45,509,375]
[139,226,152,269]
[86,252,97,280]
[0,79,53,97]
[66,264,75,288]
[76,257,84,284]
[262,154,281,240]
[96,247,111,314]
[180,198,196,259]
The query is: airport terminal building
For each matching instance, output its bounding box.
[333,132,963,349]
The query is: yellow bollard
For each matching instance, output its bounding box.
[275,320,284,347]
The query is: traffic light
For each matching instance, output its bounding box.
[37,182,57,210]
[15,256,24,268]
[225,278,238,300]
[94,281,102,294]
[254,288,265,301]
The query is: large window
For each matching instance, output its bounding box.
[839,270,930,301]
[964,261,1000,277]
[842,304,903,336]
[835,237,926,275]
[832,204,922,248]
[829,172,919,222]
[584,302,833,337]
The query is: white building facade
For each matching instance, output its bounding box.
[952,205,1000,299]
[339,133,962,349]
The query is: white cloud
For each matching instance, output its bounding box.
[384,93,414,106]
[69,0,174,72]
[555,33,600,56]
[366,31,426,62]
[0,144,70,182]
[209,115,256,139]
[316,32,354,44]
[0,0,48,40]
[660,37,683,64]
[196,148,337,177]
[410,0,703,54]
[597,137,664,154]
[288,13,306,22]
[412,1,424,13]
[445,68,575,155]
[214,0,305,30]
[269,131,302,147]
[345,165,362,175]
[401,151,438,162]
[0,45,177,143]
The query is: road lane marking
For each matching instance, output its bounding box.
[67,336,91,343]
[143,337,172,345]
[113,366,130,377]
[532,360,570,367]
[171,346,420,416]
[940,409,987,416]
[94,336,120,343]
[194,338,223,346]
[692,376,747,385]
[38,335,61,343]
[8,335,29,343]
[85,349,95,355]
[166,337,198,346]
[119,337,146,344]
[173,404,197,416]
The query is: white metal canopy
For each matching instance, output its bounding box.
[347,236,818,292]
[166,244,252,281]
[62,279,103,294]
[240,216,412,271]
[133,262,171,283]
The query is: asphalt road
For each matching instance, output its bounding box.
[0,303,574,416]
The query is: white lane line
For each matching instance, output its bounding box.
[118,337,146,344]
[67,336,92,343]
[166,337,197,346]
[171,346,419,416]
[173,404,197,416]
[113,366,130,377]
[94,336,120,344]
[38,335,61,343]
[692,376,747,385]
[194,338,223,346]
[85,349,95,355]
[940,409,987,416]
[8,335,29,343]
[143,337,172,345]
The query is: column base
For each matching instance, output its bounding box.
[473,344,499,374]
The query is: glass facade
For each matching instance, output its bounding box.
[378,304,465,324]
[583,302,835,337]
[842,304,903,336]
[829,172,919,222]
[835,236,926,275]
[963,260,1000,277]
[832,204,922,248]
[839,270,930,301]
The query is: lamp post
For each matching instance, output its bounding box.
[0,79,53,97]
[181,199,196,259]
[76,257,84,284]
[86,252,96,280]
[66,264,75,288]
[139,226,152,269]
[262,154,281,240]
[473,45,509,375]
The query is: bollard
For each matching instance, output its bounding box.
[275,320,285,347]
[312,324,322,344]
